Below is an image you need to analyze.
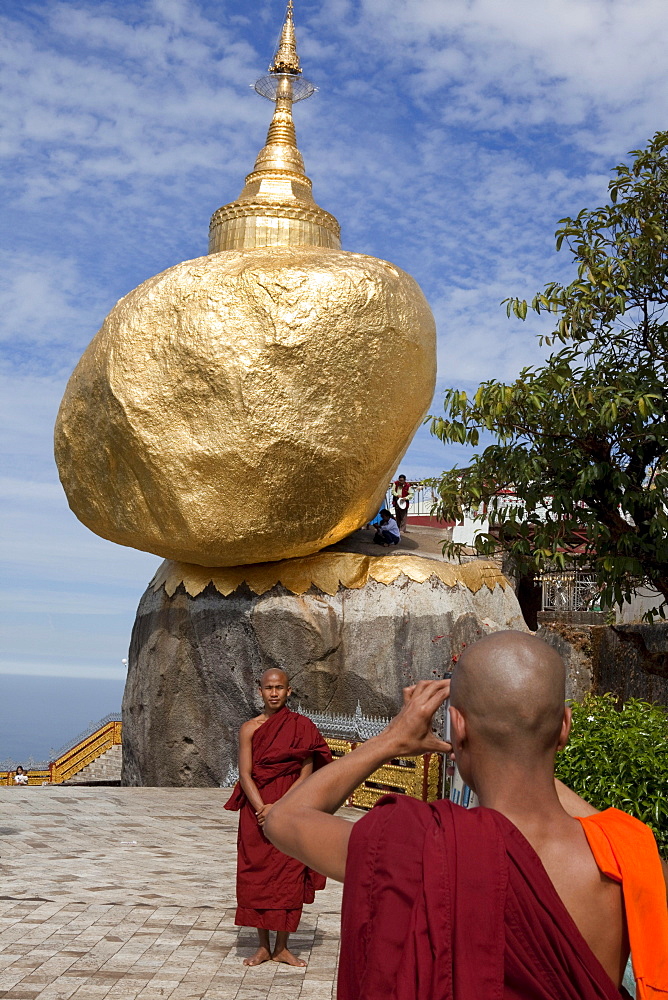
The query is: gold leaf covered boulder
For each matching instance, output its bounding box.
[54,3,437,568]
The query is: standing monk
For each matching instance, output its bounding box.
[225,669,332,967]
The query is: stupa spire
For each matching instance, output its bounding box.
[208,1,341,253]
[254,5,304,177]
[270,1,301,75]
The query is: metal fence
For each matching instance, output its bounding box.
[539,571,600,613]
[299,701,391,742]
[382,483,440,518]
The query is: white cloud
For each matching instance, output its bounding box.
[0,253,107,361]
[0,477,63,501]
[315,0,668,145]
[0,2,264,209]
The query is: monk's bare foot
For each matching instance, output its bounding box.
[272,948,307,967]
[243,946,271,966]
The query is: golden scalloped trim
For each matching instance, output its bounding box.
[150,552,508,599]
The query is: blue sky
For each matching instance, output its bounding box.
[1,0,667,693]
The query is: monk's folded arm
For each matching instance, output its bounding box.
[238,723,266,813]
[264,733,398,881]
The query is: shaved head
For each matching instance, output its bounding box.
[450,631,566,756]
[259,668,289,687]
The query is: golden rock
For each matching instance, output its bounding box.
[54,3,437,567]
[55,246,436,566]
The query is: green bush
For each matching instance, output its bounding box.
[555,693,668,857]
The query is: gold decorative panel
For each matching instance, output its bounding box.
[325,737,442,809]
[151,553,508,599]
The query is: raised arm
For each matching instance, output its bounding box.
[264,681,452,882]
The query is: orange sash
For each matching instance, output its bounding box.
[579,809,668,999]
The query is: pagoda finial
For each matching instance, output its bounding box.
[247,1,316,181]
[207,0,340,253]
[270,1,301,76]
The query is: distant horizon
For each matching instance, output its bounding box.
[0,673,124,763]
[0,664,128,680]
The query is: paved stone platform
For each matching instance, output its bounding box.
[328,524,454,560]
[0,787,360,999]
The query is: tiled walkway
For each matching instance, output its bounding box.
[0,788,359,999]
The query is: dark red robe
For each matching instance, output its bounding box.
[224,706,332,931]
[339,795,624,1000]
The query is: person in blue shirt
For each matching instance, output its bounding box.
[372,509,401,546]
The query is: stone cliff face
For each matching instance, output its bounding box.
[122,560,527,787]
[539,620,668,706]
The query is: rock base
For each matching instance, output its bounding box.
[122,554,526,786]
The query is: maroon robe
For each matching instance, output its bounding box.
[339,795,623,1000]
[225,706,332,931]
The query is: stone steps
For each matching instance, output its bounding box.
[65,744,123,784]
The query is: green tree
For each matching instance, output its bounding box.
[555,694,668,857]
[430,131,668,616]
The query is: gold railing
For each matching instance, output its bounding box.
[326,737,441,809]
[1,720,122,786]
[50,720,122,783]
[2,725,439,801]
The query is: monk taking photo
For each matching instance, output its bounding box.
[225,668,332,967]
[264,631,668,999]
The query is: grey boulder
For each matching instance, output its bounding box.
[122,560,526,786]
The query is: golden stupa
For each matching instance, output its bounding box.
[54,2,436,568]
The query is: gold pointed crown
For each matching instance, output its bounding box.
[269,0,301,75]
[208,2,340,253]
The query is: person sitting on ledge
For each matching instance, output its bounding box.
[372,508,401,547]
[264,631,668,999]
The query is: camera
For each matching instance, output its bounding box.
[442,670,479,809]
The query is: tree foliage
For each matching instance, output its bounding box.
[555,694,668,857]
[429,131,668,615]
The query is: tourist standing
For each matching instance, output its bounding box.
[391,474,413,532]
